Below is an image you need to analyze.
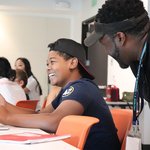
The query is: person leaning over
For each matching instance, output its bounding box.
[0,39,120,150]
[84,0,150,104]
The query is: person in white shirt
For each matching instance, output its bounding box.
[15,57,42,100]
[0,57,27,105]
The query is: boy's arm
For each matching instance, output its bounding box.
[40,103,55,113]
[0,100,84,132]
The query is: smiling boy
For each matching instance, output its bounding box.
[0,38,120,150]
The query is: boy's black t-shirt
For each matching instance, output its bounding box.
[52,78,121,150]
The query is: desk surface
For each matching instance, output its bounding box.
[0,140,79,150]
[0,125,79,150]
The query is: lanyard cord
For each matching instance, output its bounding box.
[133,42,147,125]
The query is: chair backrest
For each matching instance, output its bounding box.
[56,115,99,150]
[16,100,39,110]
[42,98,47,109]
[110,108,132,150]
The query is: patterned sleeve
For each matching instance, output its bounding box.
[61,82,93,109]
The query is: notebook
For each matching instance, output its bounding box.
[0,132,70,144]
[0,124,9,131]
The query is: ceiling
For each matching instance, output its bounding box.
[0,0,83,13]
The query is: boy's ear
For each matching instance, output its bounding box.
[69,58,78,69]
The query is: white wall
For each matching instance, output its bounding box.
[107,57,135,98]
[82,0,105,20]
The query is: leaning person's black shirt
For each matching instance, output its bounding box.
[52,78,121,150]
[130,30,150,103]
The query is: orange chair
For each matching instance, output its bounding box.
[16,100,39,110]
[56,115,99,150]
[110,108,132,150]
[42,99,47,109]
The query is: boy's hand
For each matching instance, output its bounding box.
[0,94,7,106]
[0,105,9,123]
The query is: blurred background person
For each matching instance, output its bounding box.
[13,69,29,99]
[0,57,27,105]
[15,57,42,101]
[14,69,28,89]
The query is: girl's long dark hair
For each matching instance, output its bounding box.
[16,57,42,95]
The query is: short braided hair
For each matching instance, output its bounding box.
[96,0,149,35]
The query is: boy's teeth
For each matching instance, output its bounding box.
[49,73,55,77]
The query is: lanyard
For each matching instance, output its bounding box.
[133,42,147,125]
